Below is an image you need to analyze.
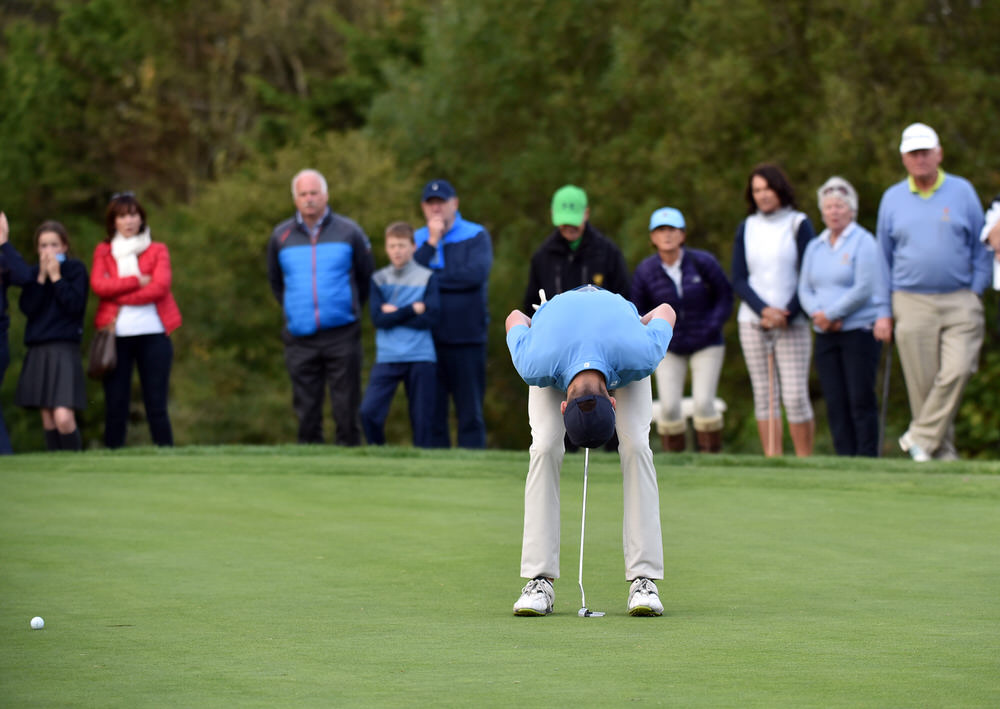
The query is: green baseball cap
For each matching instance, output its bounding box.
[551,185,588,227]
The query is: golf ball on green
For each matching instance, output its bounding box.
[30,616,44,630]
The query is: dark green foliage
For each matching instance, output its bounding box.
[2,0,998,454]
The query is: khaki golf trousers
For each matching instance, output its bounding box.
[520,377,664,581]
[893,290,984,455]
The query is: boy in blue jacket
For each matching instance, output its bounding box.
[361,222,440,447]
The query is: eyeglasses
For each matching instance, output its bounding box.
[820,185,849,196]
[111,191,135,200]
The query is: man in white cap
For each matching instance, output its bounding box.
[873,123,991,461]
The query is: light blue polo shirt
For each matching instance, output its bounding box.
[506,287,672,392]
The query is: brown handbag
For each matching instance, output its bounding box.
[86,326,117,380]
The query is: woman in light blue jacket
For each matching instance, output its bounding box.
[798,177,889,456]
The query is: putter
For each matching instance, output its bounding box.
[577,448,605,618]
[878,345,893,456]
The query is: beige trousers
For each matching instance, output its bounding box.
[892,290,984,454]
[520,377,664,581]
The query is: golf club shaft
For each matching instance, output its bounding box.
[578,447,589,610]
[878,345,893,456]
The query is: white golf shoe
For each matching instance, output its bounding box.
[899,431,930,462]
[627,578,664,617]
[513,577,554,616]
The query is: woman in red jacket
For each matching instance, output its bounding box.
[90,193,181,448]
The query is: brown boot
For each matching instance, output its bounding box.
[695,429,722,453]
[661,433,686,452]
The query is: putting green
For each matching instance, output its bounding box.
[2,447,998,707]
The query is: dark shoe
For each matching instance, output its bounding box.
[695,429,722,453]
[661,433,686,452]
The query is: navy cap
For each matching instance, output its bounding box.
[563,395,616,449]
[421,179,456,202]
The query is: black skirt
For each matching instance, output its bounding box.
[15,341,87,410]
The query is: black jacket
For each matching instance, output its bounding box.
[521,224,629,312]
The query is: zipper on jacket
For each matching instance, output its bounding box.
[311,231,321,330]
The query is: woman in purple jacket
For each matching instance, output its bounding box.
[631,207,733,452]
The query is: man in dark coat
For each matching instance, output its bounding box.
[521,185,630,451]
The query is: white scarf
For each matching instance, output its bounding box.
[110,229,152,278]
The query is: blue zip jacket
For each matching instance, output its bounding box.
[268,209,374,337]
[630,248,733,355]
[370,260,440,364]
[414,213,492,345]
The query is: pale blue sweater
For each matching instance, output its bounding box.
[798,223,889,332]
[876,173,990,296]
[506,287,672,392]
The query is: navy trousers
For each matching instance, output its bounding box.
[815,329,881,457]
[430,342,486,449]
[0,338,11,454]
[103,333,174,448]
[360,361,436,447]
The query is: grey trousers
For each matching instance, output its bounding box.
[283,323,362,446]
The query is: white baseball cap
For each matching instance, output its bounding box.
[899,123,940,153]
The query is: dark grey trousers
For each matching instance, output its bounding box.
[283,323,362,446]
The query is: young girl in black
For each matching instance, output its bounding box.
[15,221,89,450]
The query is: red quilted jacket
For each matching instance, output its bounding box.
[90,241,182,334]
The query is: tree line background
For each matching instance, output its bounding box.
[2,0,998,454]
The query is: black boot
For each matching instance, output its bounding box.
[44,429,60,451]
[59,429,82,451]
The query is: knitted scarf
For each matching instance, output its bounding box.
[110,229,152,278]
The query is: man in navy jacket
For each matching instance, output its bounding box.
[414,180,493,448]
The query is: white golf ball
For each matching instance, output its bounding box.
[30,616,44,630]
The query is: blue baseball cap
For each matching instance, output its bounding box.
[563,395,616,449]
[649,207,686,231]
[422,179,456,202]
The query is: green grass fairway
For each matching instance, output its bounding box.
[2,448,999,707]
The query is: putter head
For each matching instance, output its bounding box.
[578,607,605,617]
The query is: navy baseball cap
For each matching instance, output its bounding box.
[563,395,616,449]
[421,179,456,202]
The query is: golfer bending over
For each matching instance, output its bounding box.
[505,285,676,616]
